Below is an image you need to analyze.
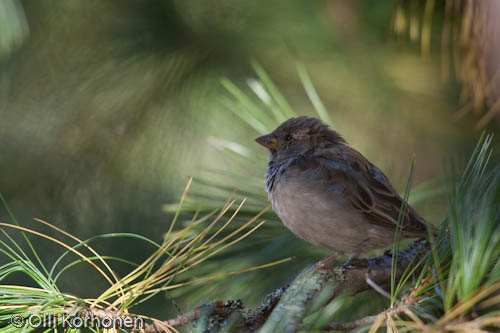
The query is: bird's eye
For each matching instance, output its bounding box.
[284,134,292,141]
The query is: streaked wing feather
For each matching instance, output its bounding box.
[292,147,429,236]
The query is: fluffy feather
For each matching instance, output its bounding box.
[257,116,431,254]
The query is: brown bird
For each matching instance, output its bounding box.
[255,116,431,262]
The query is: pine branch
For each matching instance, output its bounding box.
[159,238,430,332]
[44,239,428,332]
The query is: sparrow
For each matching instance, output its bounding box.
[255,116,430,259]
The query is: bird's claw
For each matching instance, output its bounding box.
[314,252,340,270]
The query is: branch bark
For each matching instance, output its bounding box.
[68,239,429,332]
[258,239,429,332]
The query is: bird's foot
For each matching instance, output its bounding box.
[340,253,358,269]
[314,252,340,270]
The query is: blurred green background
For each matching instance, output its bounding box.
[1,0,496,322]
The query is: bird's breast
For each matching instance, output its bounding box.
[270,173,356,252]
[268,169,393,253]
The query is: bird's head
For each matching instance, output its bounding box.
[255,116,345,158]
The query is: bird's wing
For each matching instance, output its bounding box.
[289,147,430,236]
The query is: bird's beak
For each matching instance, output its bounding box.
[255,134,279,149]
